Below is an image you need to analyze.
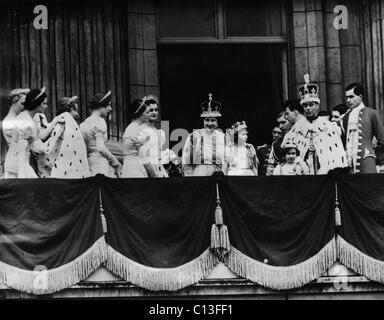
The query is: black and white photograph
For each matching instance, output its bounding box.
[0,0,384,306]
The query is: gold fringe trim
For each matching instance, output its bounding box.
[337,236,384,283]
[106,246,219,291]
[0,237,107,295]
[226,238,337,290]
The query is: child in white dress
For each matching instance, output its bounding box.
[273,143,309,176]
[223,121,258,176]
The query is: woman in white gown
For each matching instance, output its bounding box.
[121,96,175,178]
[223,121,258,176]
[2,88,30,146]
[4,88,56,178]
[80,91,122,178]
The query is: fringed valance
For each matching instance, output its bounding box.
[0,174,384,295]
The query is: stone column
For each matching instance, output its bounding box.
[127,0,160,124]
[292,0,327,109]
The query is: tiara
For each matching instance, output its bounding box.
[69,95,78,102]
[100,90,111,103]
[32,87,46,102]
[230,121,247,133]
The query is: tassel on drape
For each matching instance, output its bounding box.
[335,207,341,227]
[226,239,337,290]
[334,182,342,227]
[105,246,219,291]
[99,189,108,233]
[215,205,223,226]
[210,183,230,261]
[0,237,107,295]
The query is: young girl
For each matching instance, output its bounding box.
[223,121,258,176]
[273,143,309,176]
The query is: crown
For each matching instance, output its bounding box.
[298,74,320,105]
[283,142,298,150]
[230,121,247,134]
[282,142,300,156]
[200,93,221,118]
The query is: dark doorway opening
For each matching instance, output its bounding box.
[158,44,285,148]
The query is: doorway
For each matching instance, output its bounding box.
[158,43,285,147]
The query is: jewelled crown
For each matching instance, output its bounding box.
[298,74,320,105]
[230,121,247,134]
[200,93,222,118]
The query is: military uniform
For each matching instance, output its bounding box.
[342,103,384,173]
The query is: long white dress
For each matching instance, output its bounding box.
[182,128,227,176]
[121,121,149,178]
[80,114,119,178]
[2,113,17,146]
[226,143,258,176]
[4,112,44,178]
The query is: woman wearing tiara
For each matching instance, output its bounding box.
[4,88,59,178]
[80,91,122,177]
[121,98,151,178]
[2,88,30,146]
[121,96,176,178]
[223,121,258,176]
[32,90,67,178]
[39,96,90,178]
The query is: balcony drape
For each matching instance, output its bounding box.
[100,175,219,291]
[219,175,337,290]
[0,174,384,295]
[337,174,384,283]
[0,177,106,294]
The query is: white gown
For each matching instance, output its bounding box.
[226,144,258,176]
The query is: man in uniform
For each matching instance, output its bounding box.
[182,94,226,176]
[343,82,384,173]
[283,74,347,175]
[256,126,282,176]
